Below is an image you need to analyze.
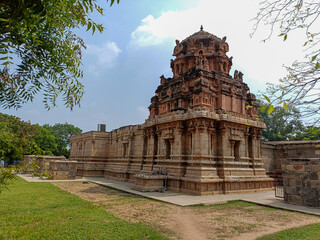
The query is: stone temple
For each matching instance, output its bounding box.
[70,28,273,195]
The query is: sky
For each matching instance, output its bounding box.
[2,0,307,132]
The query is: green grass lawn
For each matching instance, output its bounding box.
[257,222,320,240]
[0,177,168,240]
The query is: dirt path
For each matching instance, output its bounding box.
[53,182,320,240]
[170,207,206,240]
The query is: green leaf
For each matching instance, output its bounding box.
[315,62,320,69]
[2,61,13,66]
[92,24,96,34]
[262,94,271,103]
[260,105,268,112]
[312,55,317,62]
[283,34,287,41]
[86,21,92,31]
[267,105,274,115]
[283,102,289,111]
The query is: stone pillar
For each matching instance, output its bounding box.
[244,130,249,158]
[252,133,257,159]
[148,134,155,156]
[173,126,184,156]
[257,133,261,158]
[250,130,257,175]
[231,94,236,112]
[208,128,215,156]
[156,129,163,158]
[142,129,156,172]
[141,135,148,170]
[198,125,209,156]
[230,140,235,160]
[82,140,85,156]
[128,134,134,157]
[115,138,119,157]
[188,126,196,158]
[218,126,227,158]
[191,125,208,156]
[192,127,200,156]
[91,136,95,157]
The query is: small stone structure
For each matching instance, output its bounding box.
[261,141,320,177]
[282,158,320,207]
[23,155,77,180]
[261,141,320,207]
[70,28,273,195]
[49,160,78,180]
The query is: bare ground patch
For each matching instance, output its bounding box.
[53,182,320,240]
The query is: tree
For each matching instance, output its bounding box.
[0,0,119,110]
[252,0,320,123]
[0,113,82,162]
[293,126,320,140]
[43,123,82,157]
[258,100,305,141]
[0,113,43,164]
[0,113,83,192]
[33,125,58,155]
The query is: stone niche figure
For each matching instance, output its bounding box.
[174,39,182,55]
[234,70,238,80]
[189,38,196,49]
[220,36,229,53]
[160,75,165,85]
[203,57,209,71]
[218,60,223,72]
[228,56,233,73]
[234,70,243,81]
[170,59,175,73]
[238,71,243,81]
[197,56,204,69]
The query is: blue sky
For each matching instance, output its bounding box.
[2,0,306,132]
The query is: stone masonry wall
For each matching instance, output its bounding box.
[261,141,320,177]
[261,143,276,176]
[23,155,77,180]
[282,159,320,207]
[49,160,77,180]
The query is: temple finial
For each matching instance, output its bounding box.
[200,25,203,31]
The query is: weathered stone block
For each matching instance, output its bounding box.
[288,178,296,187]
[282,177,289,186]
[293,165,305,172]
[310,171,319,180]
[284,186,296,195]
[287,194,302,205]
[302,197,319,207]
[295,180,302,187]
[299,188,316,198]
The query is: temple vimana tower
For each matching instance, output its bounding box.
[70,28,273,194]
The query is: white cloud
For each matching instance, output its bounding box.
[128,0,307,91]
[85,41,121,75]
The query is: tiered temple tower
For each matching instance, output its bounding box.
[70,28,273,194]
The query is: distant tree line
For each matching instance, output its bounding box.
[0,113,82,164]
[258,100,320,141]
